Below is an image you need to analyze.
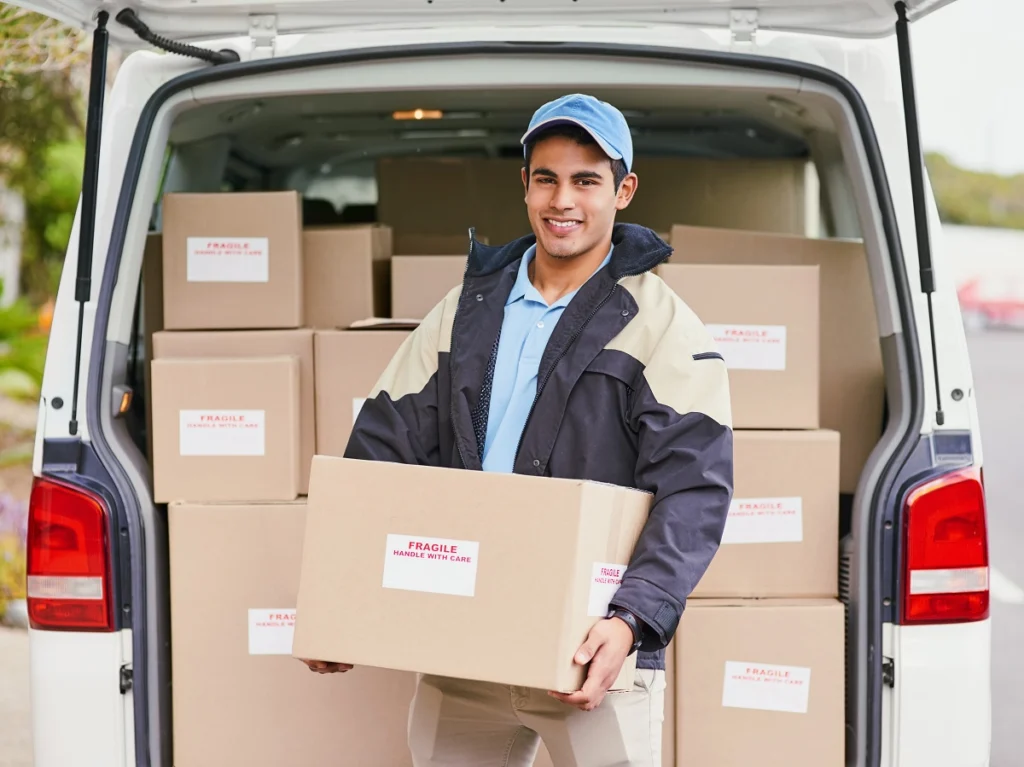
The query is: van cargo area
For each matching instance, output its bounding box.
[72,45,930,767]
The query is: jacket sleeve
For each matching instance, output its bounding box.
[343,297,449,466]
[608,318,734,652]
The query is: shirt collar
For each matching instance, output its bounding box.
[506,243,614,308]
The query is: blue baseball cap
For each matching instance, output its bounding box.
[521,94,634,172]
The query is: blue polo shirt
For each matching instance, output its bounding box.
[481,244,613,473]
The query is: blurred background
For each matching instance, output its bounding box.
[1,0,1022,765]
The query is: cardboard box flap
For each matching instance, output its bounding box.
[348,317,421,330]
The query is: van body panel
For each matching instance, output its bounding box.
[29,629,131,767]
[893,620,992,767]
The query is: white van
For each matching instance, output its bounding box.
[19,2,991,766]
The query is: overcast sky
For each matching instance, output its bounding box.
[912,0,1024,176]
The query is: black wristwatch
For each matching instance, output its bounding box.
[608,608,644,655]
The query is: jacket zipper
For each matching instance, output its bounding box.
[449,233,476,470]
[511,278,628,470]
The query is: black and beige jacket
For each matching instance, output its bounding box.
[345,223,734,671]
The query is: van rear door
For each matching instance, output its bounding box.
[11,0,959,45]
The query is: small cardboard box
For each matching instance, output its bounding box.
[151,356,301,503]
[669,224,884,492]
[303,225,392,329]
[152,329,315,494]
[657,263,820,429]
[675,599,845,767]
[313,328,414,456]
[693,430,840,598]
[169,500,416,766]
[161,191,303,330]
[391,256,466,320]
[292,457,651,693]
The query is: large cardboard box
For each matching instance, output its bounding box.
[152,329,315,494]
[303,225,392,329]
[377,157,529,245]
[391,256,466,319]
[314,328,413,456]
[161,191,303,330]
[293,457,651,693]
[395,233,477,255]
[169,500,416,766]
[151,356,301,503]
[624,157,811,235]
[693,430,840,598]
[377,157,810,245]
[669,225,884,492]
[675,599,844,767]
[657,263,820,429]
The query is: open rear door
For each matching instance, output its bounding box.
[11,0,959,46]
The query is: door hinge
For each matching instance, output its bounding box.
[120,663,133,694]
[729,9,759,44]
[249,14,278,59]
[882,657,895,688]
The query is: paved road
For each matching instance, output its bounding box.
[0,329,1019,767]
[0,627,32,767]
[966,329,1024,767]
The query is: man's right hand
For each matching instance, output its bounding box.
[300,659,353,674]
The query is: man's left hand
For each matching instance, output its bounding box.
[548,616,635,711]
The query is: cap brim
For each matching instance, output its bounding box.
[520,116,623,161]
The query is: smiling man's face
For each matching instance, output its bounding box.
[522,135,637,263]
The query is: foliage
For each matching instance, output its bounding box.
[0,279,50,399]
[1,4,87,300]
[0,493,28,616]
[0,5,90,78]
[925,152,1024,231]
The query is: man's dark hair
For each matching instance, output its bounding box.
[523,123,629,190]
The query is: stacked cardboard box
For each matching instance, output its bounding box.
[146,170,847,765]
[656,224,868,765]
[147,191,421,765]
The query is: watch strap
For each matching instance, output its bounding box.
[609,608,643,654]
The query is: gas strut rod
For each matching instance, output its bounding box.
[895,0,945,427]
[115,8,241,65]
[68,10,110,436]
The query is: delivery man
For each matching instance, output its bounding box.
[303,94,734,767]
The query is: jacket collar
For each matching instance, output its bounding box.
[464,223,672,282]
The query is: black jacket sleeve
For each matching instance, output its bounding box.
[343,299,448,466]
[609,326,734,651]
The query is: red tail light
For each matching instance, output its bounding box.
[26,477,114,631]
[901,467,989,624]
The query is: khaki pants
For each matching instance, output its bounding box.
[407,669,666,767]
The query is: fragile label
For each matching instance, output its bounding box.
[248,608,295,655]
[722,661,811,713]
[588,562,627,616]
[187,237,270,283]
[179,410,266,456]
[721,497,803,545]
[352,397,366,422]
[382,534,480,597]
[706,324,787,371]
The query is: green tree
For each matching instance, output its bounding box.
[925,152,1024,231]
[0,3,88,299]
